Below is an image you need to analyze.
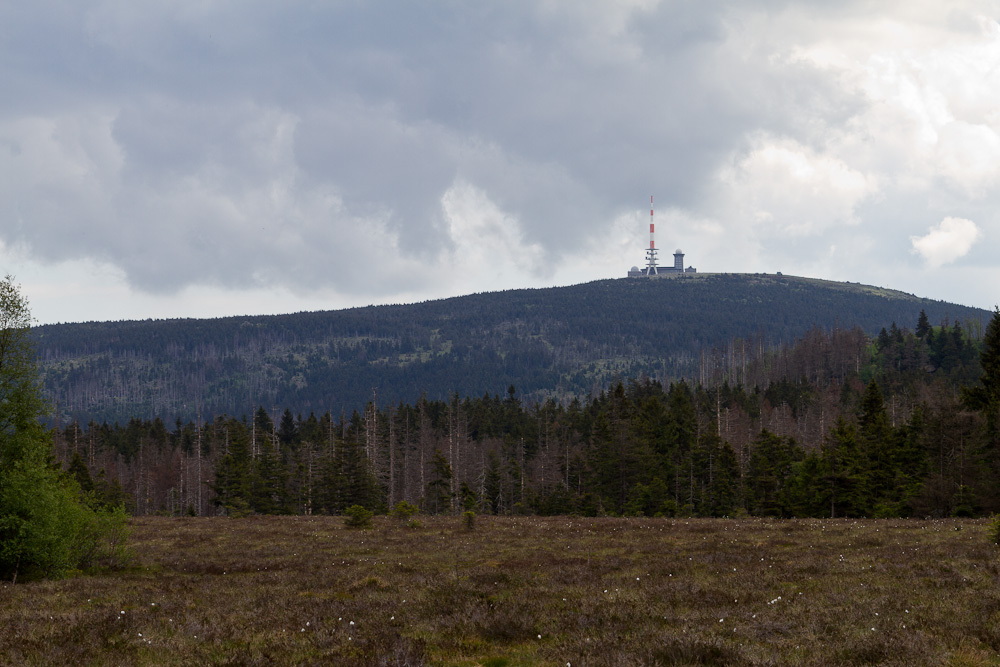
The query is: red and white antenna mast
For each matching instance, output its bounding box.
[645,195,658,275]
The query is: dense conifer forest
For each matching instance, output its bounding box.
[53,304,1000,520]
[35,274,988,425]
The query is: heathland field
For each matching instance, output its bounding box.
[3,516,1000,666]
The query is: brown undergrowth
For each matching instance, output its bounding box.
[2,516,999,666]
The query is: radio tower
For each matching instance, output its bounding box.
[646,195,658,275]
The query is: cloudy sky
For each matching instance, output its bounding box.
[2,1,998,325]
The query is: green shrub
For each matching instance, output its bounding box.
[391,501,419,523]
[343,504,373,529]
[223,497,253,518]
[0,452,134,581]
[1,456,88,581]
[92,505,134,570]
[74,504,134,572]
[462,510,476,530]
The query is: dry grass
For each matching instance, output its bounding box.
[3,516,1000,665]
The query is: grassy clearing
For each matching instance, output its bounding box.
[3,516,1000,665]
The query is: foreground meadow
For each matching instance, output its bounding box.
[2,516,1000,666]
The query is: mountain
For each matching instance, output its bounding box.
[34,273,990,424]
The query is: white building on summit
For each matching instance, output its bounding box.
[627,196,696,277]
[628,249,696,277]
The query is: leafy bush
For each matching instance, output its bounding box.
[0,438,133,581]
[343,504,373,529]
[462,510,476,530]
[1,456,86,581]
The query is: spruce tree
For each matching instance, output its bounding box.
[965,308,1000,416]
[210,418,254,515]
[876,327,891,352]
[963,307,1000,472]
[252,437,289,514]
[916,309,931,339]
[424,449,453,514]
[856,380,894,508]
[785,452,827,517]
[822,418,865,517]
[277,409,298,449]
[746,430,802,517]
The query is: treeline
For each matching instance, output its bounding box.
[53,308,1000,519]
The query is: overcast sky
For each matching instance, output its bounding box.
[2,1,999,325]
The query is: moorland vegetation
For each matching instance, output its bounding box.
[3,515,1000,665]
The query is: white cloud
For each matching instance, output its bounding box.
[718,134,876,237]
[441,181,547,290]
[910,216,982,267]
[934,121,1000,197]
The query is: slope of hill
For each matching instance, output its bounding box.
[35,273,990,424]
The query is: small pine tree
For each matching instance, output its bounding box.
[343,504,373,529]
[390,501,419,523]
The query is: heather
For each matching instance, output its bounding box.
[3,515,1000,665]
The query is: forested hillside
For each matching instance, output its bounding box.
[35,274,989,425]
[53,305,1000,519]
